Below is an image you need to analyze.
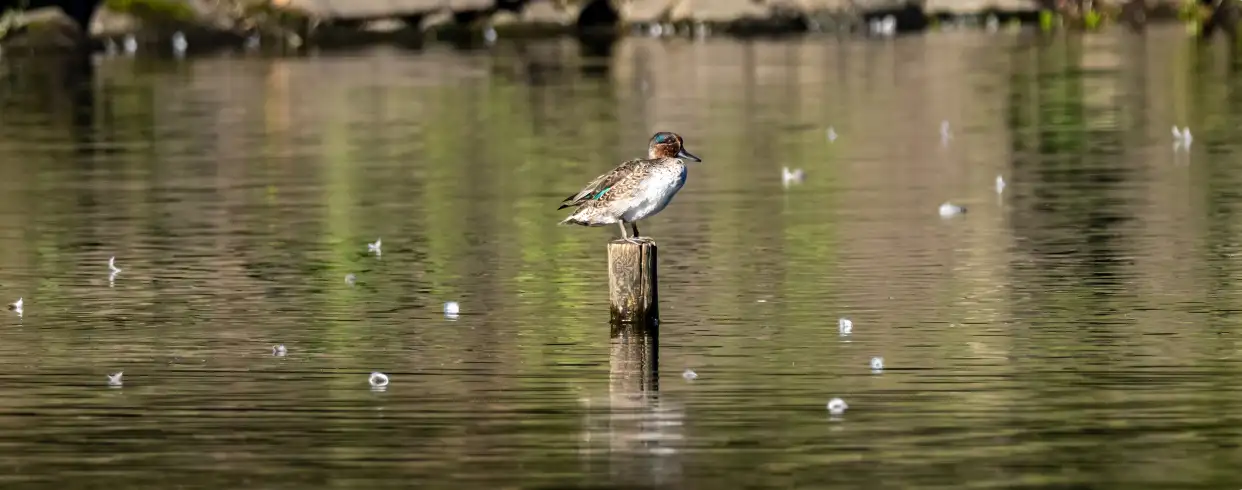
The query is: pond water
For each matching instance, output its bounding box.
[1,24,1241,489]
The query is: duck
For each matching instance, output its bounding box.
[558,132,701,243]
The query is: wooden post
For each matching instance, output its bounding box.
[607,240,659,328]
[600,241,668,474]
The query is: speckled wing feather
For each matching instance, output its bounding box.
[557,158,644,210]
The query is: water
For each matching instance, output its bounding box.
[2,26,1241,488]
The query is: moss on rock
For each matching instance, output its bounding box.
[0,7,88,53]
[103,0,196,23]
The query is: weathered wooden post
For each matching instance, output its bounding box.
[607,240,659,328]
[602,240,666,473]
[607,238,659,396]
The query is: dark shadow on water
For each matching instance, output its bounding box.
[576,32,619,79]
[0,51,96,152]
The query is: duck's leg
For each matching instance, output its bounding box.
[628,222,654,244]
[618,220,643,244]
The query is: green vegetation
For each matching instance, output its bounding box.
[103,0,195,22]
[0,8,20,40]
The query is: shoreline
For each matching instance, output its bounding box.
[0,0,1212,55]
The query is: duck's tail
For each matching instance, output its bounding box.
[560,207,608,227]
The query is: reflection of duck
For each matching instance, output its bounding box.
[559,132,701,243]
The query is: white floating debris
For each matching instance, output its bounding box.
[123,34,138,55]
[272,344,287,356]
[8,297,21,316]
[693,22,709,38]
[870,15,896,36]
[870,356,884,371]
[171,31,187,56]
[838,318,853,335]
[939,202,966,217]
[369,372,389,388]
[368,238,382,256]
[827,397,849,415]
[483,26,497,44]
[1172,125,1193,150]
[782,167,806,188]
[682,369,698,381]
[985,14,1000,32]
[444,301,460,318]
[940,120,952,144]
[109,256,122,274]
[826,126,838,142]
[345,273,357,286]
[245,32,261,51]
[995,175,1006,194]
[107,371,123,386]
[881,15,897,35]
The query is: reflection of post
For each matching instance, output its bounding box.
[610,324,658,396]
[590,239,678,485]
[608,240,659,326]
[607,308,670,484]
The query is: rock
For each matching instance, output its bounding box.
[617,0,817,32]
[492,1,577,36]
[521,1,574,25]
[670,0,769,22]
[90,7,142,38]
[447,0,494,11]
[493,1,574,26]
[0,7,89,53]
[619,0,675,23]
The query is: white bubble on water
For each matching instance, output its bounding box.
[939,202,966,217]
[827,398,848,415]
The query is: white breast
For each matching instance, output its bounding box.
[620,164,687,222]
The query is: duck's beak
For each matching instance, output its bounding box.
[677,148,702,162]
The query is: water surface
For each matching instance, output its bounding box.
[1,26,1241,489]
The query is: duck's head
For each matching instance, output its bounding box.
[648,132,701,162]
